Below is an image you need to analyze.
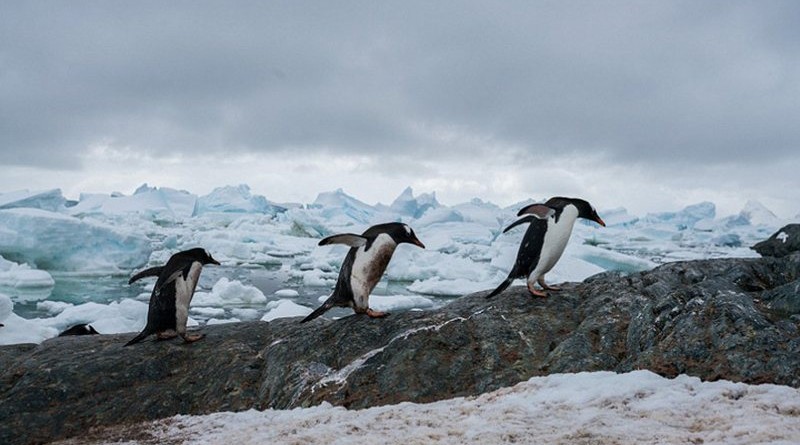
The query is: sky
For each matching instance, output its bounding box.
[1,1,798,217]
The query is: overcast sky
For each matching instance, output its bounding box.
[1,1,798,217]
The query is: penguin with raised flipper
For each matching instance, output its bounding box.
[301,222,425,323]
[486,197,605,299]
[125,248,220,346]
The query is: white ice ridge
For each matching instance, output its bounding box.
[118,371,800,445]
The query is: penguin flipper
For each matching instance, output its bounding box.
[517,204,556,219]
[318,234,368,247]
[503,214,545,233]
[485,275,515,299]
[128,266,164,285]
[300,299,336,323]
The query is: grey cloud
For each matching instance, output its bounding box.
[1,1,799,168]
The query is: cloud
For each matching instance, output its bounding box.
[0,2,798,216]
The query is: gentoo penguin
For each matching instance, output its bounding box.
[301,222,425,323]
[486,197,605,299]
[58,323,100,336]
[125,248,220,346]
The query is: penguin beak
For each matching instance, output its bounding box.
[410,237,426,249]
[594,215,606,227]
[209,257,221,265]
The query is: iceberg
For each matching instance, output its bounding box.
[737,200,780,227]
[194,184,286,216]
[645,202,716,229]
[0,292,12,324]
[388,187,440,218]
[0,208,151,272]
[0,188,66,212]
[312,188,377,225]
[68,184,198,220]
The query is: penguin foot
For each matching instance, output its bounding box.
[156,331,178,340]
[527,283,548,298]
[181,333,205,343]
[366,308,389,318]
[537,278,561,291]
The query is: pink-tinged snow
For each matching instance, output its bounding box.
[102,371,800,445]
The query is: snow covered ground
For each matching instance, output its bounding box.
[74,370,800,445]
[0,185,795,345]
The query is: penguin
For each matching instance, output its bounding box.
[486,197,605,299]
[58,323,100,336]
[125,248,220,346]
[301,222,425,323]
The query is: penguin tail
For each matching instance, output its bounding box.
[485,275,515,299]
[300,299,336,324]
[124,328,153,346]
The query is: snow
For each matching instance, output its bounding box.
[115,371,800,445]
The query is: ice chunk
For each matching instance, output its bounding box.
[68,184,197,220]
[414,207,464,227]
[597,207,639,227]
[0,189,66,212]
[274,289,300,297]
[206,318,240,325]
[194,184,286,216]
[738,200,780,227]
[389,187,440,218]
[0,255,55,288]
[0,292,12,324]
[0,208,151,272]
[192,278,267,306]
[407,277,486,296]
[646,202,716,228]
[572,244,657,273]
[313,188,376,224]
[261,299,312,321]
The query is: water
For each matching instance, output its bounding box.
[5,264,455,323]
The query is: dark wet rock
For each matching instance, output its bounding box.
[2,253,800,445]
[752,224,800,257]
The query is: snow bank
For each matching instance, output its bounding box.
[132,370,800,445]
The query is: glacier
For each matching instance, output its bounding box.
[0,183,795,345]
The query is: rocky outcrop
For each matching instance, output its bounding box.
[752,224,800,257]
[2,253,800,445]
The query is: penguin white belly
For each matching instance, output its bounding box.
[350,234,397,310]
[175,262,203,334]
[530,206,579,279]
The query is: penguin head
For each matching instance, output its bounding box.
[181,247,222,265]
[571,198,606,227]
[369,223,426,248]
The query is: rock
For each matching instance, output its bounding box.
[752,224,800,257]
[2,254,800,445]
